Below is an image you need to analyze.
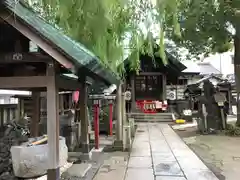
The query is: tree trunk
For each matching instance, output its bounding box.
[234,27,240,126]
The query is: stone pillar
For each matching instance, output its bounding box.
[31,91,40,137]
[122,93,127,126]
[109,100,113,136]
[46,62,60,179]
[79,76,90,154]
[114,83,123,150]
[130,74,136,112]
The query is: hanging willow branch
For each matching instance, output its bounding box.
[24,0,181,77]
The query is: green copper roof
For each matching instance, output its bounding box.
[2,0,120,85]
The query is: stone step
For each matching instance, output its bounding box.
[129,113,172,116]
[134,119,173,122]
[133,117,172,120]
[133,116,172,119]
[130,113,173,122]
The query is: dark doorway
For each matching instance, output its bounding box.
[135,74,162,100]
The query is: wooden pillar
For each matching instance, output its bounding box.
[3,108,7,124]
[6,108,10,122]
[79,76,90,153]
[0,108,3,127]
[59,94,64,115]
[228,85,233,115]
[130,74,136,112]
[31,91,40,137]
[46,62,60,179]
[17,98,24,120]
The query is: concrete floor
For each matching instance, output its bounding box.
[94,123,219,180]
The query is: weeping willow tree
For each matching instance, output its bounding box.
[23,0,181,77]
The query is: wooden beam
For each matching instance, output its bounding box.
[0,12,75,70]
[56,76,81,90]
[0,52,51,64]
[79,75,90,153]
[0,76,47,88]
[139,72,163,75]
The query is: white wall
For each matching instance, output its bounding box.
[0,96,18,104]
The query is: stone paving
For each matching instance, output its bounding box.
[126,123,219,180]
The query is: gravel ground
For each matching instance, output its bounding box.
[173,123,240,180]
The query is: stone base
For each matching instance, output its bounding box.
[47,167,60,179]
[113,140,124,151]
[91,147,104,161]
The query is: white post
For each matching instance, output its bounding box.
[116,84,123,141]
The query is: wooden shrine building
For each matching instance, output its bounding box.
[124,49,186,113]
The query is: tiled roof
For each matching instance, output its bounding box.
[182,61,221,75]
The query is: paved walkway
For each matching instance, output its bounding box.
[126,123,219,180]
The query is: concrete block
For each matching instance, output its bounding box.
[62,163,92,178]
[123,125,132,151]
[128,118,135,137]
[91,147,104,161]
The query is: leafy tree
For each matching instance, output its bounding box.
[164,0,240,125]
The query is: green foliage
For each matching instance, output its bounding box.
[165,0,239,57]
[24,0,182,77]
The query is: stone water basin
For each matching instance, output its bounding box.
[10,136,68,178]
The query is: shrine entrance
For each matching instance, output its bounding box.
[135,74,163,100]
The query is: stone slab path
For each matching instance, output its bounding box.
[126,123,219,180]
